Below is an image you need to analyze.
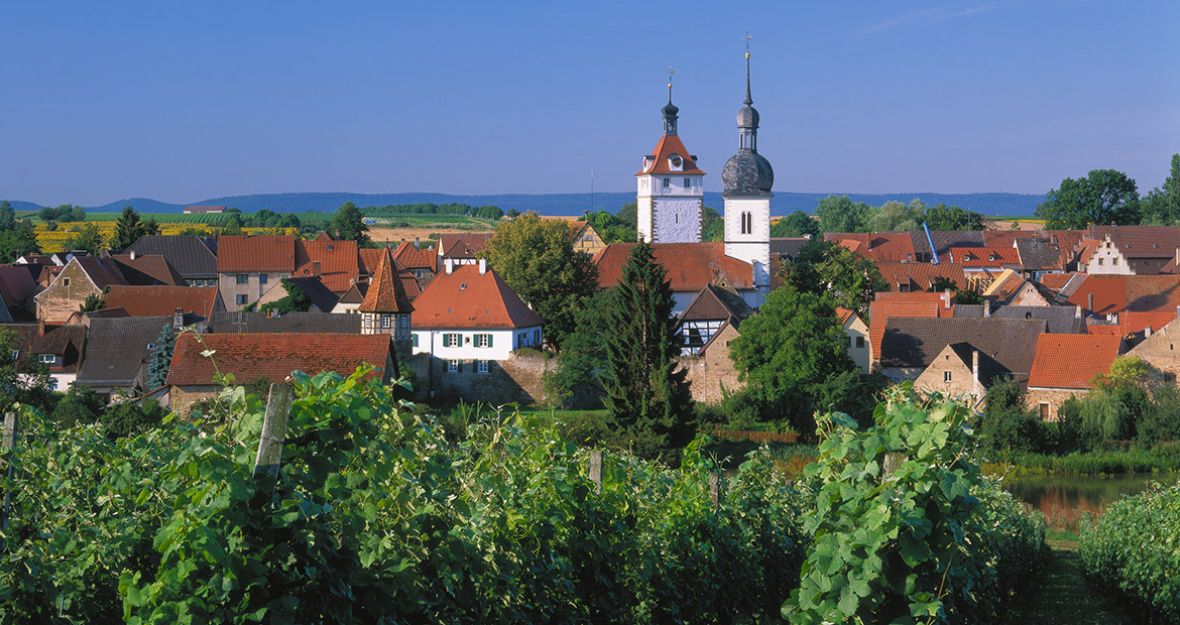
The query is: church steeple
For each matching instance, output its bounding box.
[736,50,759,151]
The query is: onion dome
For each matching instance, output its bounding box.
[722,52,774,197]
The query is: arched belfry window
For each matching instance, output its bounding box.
[740,211,752,235]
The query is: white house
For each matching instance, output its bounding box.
[410,260,544,375]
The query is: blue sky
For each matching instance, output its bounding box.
[2,1,1177,207]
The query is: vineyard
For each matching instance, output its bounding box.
[1080,480,1180,622]
[0,374,1049,623]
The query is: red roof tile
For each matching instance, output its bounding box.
[102,285,221,318]
[75,257,129,289]
[166,333,392,386]
[1088,226,1180,259]
[635,134,705,176]
[0,266,38,307]
[869,292,954,360]
[1121,310,1178,335]
[1027,333,1122,389]
[1038,272,1082,293]
[293,239,358,293]
[825,232,917,263]
[358,247,413,314]
[411,264,544,329]
[110,254,187,286]
[1067,274,1180,316]
[594,242,754,292]
[876,262,968,292]
[1086,325,1123,336]
[217,235,295,273]
[950,246,1021,267]
[438,233,492,260]
[390,241,435,272]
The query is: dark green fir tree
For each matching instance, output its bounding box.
[602,241,693,461]
[147,323,176,389]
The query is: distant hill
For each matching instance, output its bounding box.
[9,191,1044,217]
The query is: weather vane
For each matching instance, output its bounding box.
[668,66,674,89]
[746,32,752,59]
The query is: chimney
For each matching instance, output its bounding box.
[944,288,952,309]
[479,258,488,275]
[1075,305,1082,319]
[415,237,420,247]
[129,250,137,261]
[1088,293,1094,311]
[972,350,980,390]
[173,307,184,329]
[1146,326,1154,338]
[983,299,991,318]
[38,318,45,337]
[445,259,455,274]
[312,260,322,277]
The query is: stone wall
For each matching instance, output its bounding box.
[1128,324,1180,383]
[170,384,221,418]
[913,350,982,404]
[35,262,100,323]
[678,323,744,404]
[1025,387,1086,421]
[410,347,551,405]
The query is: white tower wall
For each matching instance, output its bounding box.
[724,196,771,297]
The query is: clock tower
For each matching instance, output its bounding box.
[635,80,706,243]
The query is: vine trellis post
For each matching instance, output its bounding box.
[1,411,17,544]
[253,383,293,481]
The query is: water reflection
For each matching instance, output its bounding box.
[1001,473,1179,532]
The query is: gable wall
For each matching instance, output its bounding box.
[35,262,101,323]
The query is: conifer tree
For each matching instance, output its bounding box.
[147,323,176,389]
[112,206,147,250]
[602,242,693,461]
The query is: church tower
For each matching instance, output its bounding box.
[722,49,773,299]
[636,78,705,243]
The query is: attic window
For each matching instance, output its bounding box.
[147,343,156,350]
[327,244,334,250]
[460,283,467,290]
[63,278,71,288]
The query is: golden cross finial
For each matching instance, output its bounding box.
[746,33,752,59]
[668,66,675,89]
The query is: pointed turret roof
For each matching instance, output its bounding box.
[357,246,413,314]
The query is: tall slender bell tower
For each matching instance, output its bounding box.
[722,48,773,301]
[636,75,706,243]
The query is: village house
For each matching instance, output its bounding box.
[357,246,414,357]
[256,276,340,313]
[679,320,744,404]
[868,291,956,366]
[34,257,129,323]
[0,266,39,321]
[436,233,492,271]
[1127,317,1180,384]
[126,235,219,286]
[75,316,181,400]
[838,307,871,374]
[1081,226,1180,275]
[570,221,606,255]
[409,260,546,403]
[594,242,758,314]
[675,283,751,356]
[878,317,1045,384]
[825,232,918,263]
[102,285,224,321]
[1026,333,1124,420]
[217,235,296,311]
[0,322,86,391]
[208,310,362,334]
[164,332,396,416]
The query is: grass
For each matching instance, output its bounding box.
[998,539,1135,625]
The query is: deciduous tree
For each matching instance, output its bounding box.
[478,211,598,349]
[925,202,985,231]
[813,194,872,233]
[1034,169,1140,229]
[770,210,820,237]
[1141,153,1180,226]
[332,201,370,246]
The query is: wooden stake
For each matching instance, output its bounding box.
[710,471,721,510]
[2,411,17,535]
[589,450,603,493]
[252,384,293,480]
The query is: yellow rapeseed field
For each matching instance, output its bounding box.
[34,222,297,252]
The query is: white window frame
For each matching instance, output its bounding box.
[381,315,391,328]
[443,333,461,348]
[943,371,952,383]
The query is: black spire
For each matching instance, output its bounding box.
[744,50,753,106]
[661,70,679,136]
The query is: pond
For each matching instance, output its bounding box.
[1000,473,1180,533]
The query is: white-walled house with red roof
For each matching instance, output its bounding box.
[410,260,544,373]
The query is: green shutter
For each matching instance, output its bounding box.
[457,360,463,373]
[487,334,493,347]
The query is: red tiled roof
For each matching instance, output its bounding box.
[390,241,435,271]
[438,233,493,260]
[594,242,754,291]
[1089,226,1180,259]
[110,254,186,286]
[836,307,855,325]
[313,231,334,242]
[411,264,544,329]
[1120,310,1178,335]
[636,134,704,176]
[825,232,916,263]
[982,231,1038,248]
[217,235,296,273]
[0,266,38,307]
[1027,334,1122,389]
[293,239,359,293]
[950,246,1021,267]
[1038,272,1082,293]
[1067,275,1180,316]
[166,333,392,386]
[875,262,968,292]
[102,285,221,318]
[869,292,954,360]
[75,257,129,289]
[1086,325,1122,336]
[358,247,413,314]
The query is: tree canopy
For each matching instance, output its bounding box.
[260,278,313,315]
[770,210,821,238]
[0,203,39,262]
[63,223,106,255]
[781,238,887,315]
[925,202,985,231]
[601,242,692,461]
[1034,169,1140,229]
[111,206,148,250]
[729,285,856,436]
[813,195,873,233]
[479,211,599,349]
[1141,153,1180,226]
[331,202,371,246]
